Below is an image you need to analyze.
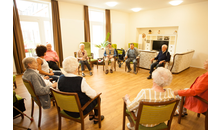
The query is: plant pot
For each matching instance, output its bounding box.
[98,48,105,58]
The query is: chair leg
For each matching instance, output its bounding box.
[98,97,101,128]
[197,113,200,117]
[78,66,80,75]
[58,115,61,130]
[103,60,105,71]
[38,106,42,127]
[31,98,34,117]
[205,111,208,130]
[81,120,84,130]
[14,81,17,89]
[97,61,98,69]
[178,96,185,124]
[122,102,126,130]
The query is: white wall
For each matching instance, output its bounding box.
[58,2,84,59]
[129,1,208,68]
[111,10,130,49]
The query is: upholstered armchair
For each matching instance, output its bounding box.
[169,50,195,73]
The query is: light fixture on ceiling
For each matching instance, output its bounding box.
[169,1,183,6]
[131,8,141,12]
[105,2,118,7]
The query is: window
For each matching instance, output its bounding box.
[89,8,105,59]
[16,0,53,57]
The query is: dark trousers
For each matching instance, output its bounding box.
[47,61,60,70]
[79,60,91,71]
[126,58,137,71]
[48,71,62,82]
[149,61,164,75]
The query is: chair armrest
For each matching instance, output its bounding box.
[123,100,137,121]
[81,93,102,111]
[194,96,208,104]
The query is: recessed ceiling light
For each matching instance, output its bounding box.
[169,1,183,6]
[105,2,118,7]
[131,8,141,12]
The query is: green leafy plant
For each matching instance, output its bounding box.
[94,32,111,48]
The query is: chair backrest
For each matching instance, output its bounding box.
[23,79,37,98]
[112,44,117,49]
[128,43,138,48]
[136,99,179,125]
[50,88,81,113]
[80,42,91,56]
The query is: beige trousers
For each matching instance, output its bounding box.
[105,57,114,71]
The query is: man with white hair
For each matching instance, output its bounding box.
[147,44,170,79]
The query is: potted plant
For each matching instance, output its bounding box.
[95,32,111,58]
[94,32,111,49]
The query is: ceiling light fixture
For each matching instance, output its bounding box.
[105,2,118,7]
[131,8,141,12]
[169,1,183,6]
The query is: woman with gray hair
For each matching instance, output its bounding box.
[123,67,175,129]
[57,56,104,124]
[77,44,93,77]
[22,57,57,109]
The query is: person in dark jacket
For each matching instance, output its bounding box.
[147,44,170,79]
[57,56,104,124]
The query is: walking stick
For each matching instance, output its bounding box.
[13,106,33,121]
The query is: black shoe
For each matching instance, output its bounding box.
[110,69,113,73]
[90,72,93,76]
[105,70,109,74]
[94,115,104,124]
[133,71,137,74]
[127,68,132,73]
[147,75,152,79]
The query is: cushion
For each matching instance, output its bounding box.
[60,110,80,119]
[13,75,16,82]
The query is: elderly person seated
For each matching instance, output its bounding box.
[22,57,57,109]
[77,43,93,77]
[45,44,60,70]
[173,60,208,116]
[57,56,104,124]
[123,67,175,130]
[147,44,170,79]
[125,43,140,74]
[36,45,62,82]
[104,43,116,74]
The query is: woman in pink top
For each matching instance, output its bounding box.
[45,44,60,70]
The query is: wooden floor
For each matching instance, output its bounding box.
[13,64,207,130]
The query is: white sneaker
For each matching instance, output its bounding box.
[127,123,135,130]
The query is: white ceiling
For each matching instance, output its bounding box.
[57,0,208,13]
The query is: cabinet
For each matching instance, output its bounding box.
[144,34,177,55]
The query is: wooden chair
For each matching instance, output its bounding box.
[124,57,140,73]
[178,96,208,130]
[13,75,17,89]
[23,79,55,127]
[74,52,93,75]
[122,99,179,130]
[80,42,98,68]
[50,88,102,130]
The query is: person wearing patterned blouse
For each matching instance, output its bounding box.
[123,67,175,129]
